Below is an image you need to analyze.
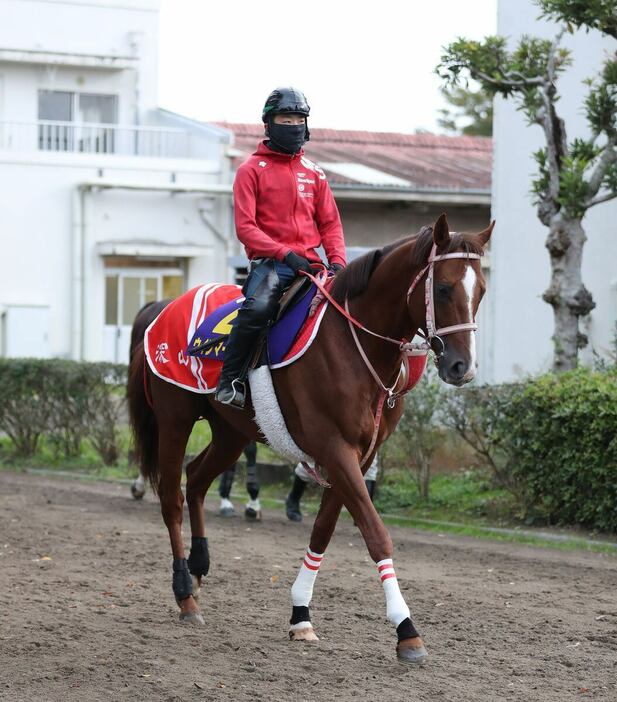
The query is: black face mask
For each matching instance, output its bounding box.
[267,122,307,154]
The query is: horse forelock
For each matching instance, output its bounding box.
[331,225,485,303]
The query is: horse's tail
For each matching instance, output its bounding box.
[127,345,160,493]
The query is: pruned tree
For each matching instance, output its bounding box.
[437,0,617,371]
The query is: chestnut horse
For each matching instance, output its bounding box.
[127,214,493,664]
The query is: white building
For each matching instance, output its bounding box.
[0,0,234,363]
[489,0,617,382]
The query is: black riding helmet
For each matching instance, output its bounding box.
[262,87,310,141]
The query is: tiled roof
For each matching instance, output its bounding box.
[216,122,492,192]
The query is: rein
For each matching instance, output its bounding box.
[304,243,481,358]
[301,243,481,471]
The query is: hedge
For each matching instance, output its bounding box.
[496,368,617,532]
[442,368,617,532]
[0,359,127,464]
[1,358,615,532]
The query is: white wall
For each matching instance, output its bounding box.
[0,0,160,118]
[0,153,229,360]
[0,0,234,361]
[0,62,138,125]
[490,0,617,382]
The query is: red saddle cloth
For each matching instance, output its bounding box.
[144,282,427,395]
[144,283,328,394]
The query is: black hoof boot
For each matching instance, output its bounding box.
[285,496,302,522]
[244,506,261,521]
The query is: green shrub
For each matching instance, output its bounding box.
[440,382,523,494]
[440,370,617,532]
[496,368,617,531]
[381,368,444,499]
[0,359,52,456]
[0,359,127,463]
[79,364,127,465]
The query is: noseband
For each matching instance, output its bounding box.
[407,243,481,360]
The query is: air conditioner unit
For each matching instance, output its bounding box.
[1,305,51,358]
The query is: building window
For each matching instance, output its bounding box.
[77,93,117,124]
[38,90,73,121]
[37,90,118,153]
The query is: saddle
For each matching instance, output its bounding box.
[186,275,316,368]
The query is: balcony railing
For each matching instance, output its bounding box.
[0,120,196,158]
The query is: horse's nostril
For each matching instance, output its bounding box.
[450,360,466,379]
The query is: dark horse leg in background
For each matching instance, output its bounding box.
[217,440,262,519]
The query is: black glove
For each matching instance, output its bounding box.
[329,263,344,273]
[284,251,313,275]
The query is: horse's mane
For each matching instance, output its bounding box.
[331,225,486,303]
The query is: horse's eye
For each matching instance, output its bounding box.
[435,283,452,300]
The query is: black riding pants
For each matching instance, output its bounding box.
[219,259,296,384]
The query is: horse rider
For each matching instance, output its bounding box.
[215,86,347,408]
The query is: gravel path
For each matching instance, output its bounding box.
[1,470,616,701]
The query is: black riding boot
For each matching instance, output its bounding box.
[214,322,260,408]
[215,260,288,409]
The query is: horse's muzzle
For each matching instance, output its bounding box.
[438,353,476,386]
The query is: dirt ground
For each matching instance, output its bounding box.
[1,471,616,702]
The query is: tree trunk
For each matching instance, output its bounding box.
[542,214,595,372]
[416,453,431,501]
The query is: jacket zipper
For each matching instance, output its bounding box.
[289,157,300,252]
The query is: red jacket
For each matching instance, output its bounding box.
[233,142,346,267]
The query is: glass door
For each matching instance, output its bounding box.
[104,269,184,363]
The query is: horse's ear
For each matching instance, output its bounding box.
[433,213,451,249]
[477,220,495,246]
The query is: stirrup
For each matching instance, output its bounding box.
[215,378,246,408]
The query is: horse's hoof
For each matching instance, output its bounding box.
[289,626,319,642]
[244,507,262,521]
[191,574,201,601]
[219,506,236,518]
[130,482,145,500]
[179,610,205,626]
[396,637,428,665]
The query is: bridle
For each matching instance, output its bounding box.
[304,241,482,364]
[406,242,482,360]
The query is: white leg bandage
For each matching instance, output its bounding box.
[377,558,410,627]
[291,547,323,608]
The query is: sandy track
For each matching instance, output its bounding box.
[0,471,616,702]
